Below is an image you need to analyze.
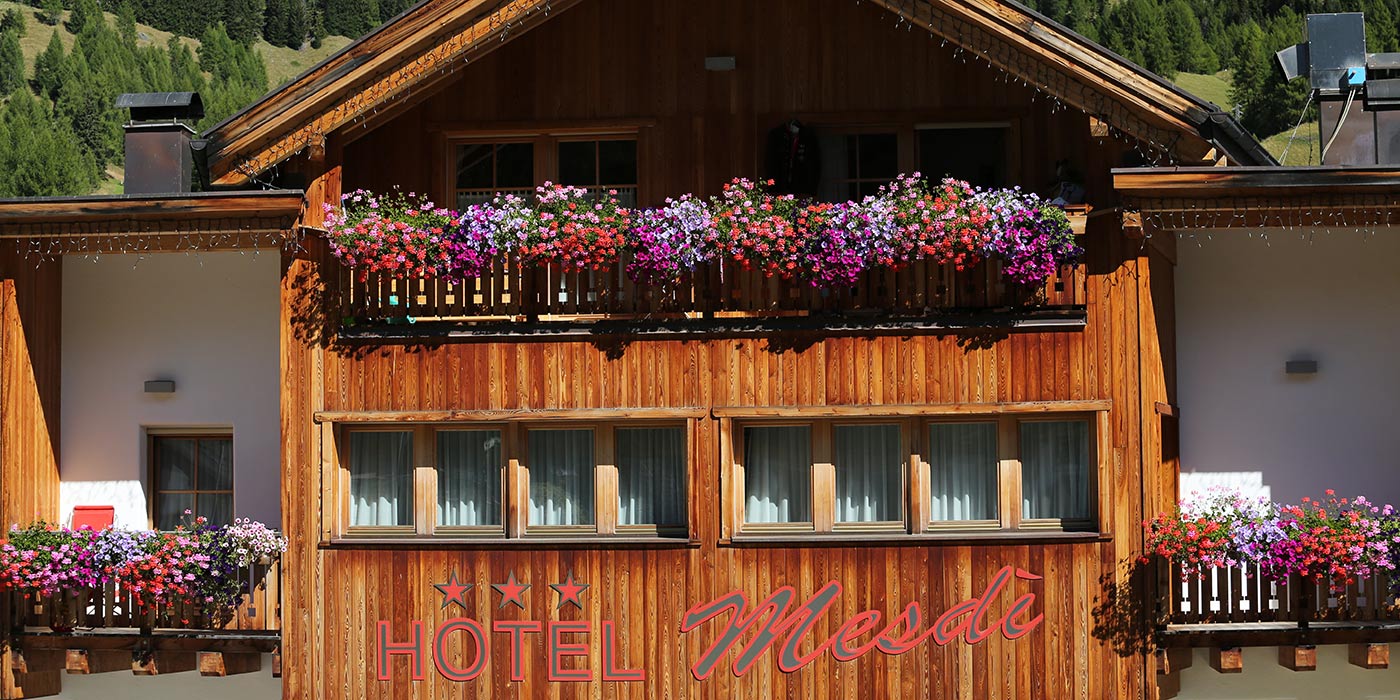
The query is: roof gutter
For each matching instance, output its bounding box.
[1193,112,1279,166]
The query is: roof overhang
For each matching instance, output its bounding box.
[202,0,1274,187]
[1113,166,1400,231]
[0,190,305,253]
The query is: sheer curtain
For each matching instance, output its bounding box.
[929,423,999,521]
[744,426,811,524]
[834,424,902,523]
[349,431,412,526]
[528,429,594,526]
[617,427,685,527]
[438,430,502,527]
[1020,421,1090,521]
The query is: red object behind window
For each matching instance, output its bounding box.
[71,505,115,530]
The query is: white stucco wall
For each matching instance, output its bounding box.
[59,251,281,529]
[1175,229,1400,506]
[1173,646,1400,699]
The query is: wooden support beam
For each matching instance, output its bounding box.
[1279,645,1317,671]
[1122,210,1146,239]
[65,650,129,675]
[1157,671,1181,700]
[1209,647,1243,674]
[198,652,263,677]
[271,649,282,678]
[1349,643,1390,669]
[9,650,65,675]
[1156,647,1192,675]
[132,651,197,676]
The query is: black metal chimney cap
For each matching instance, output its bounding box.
[115,92,205,122]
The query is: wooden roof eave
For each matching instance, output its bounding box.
[0,191,305,226]
[203,0,576,186]
[1112,166,1400,230]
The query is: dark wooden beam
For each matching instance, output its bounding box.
[1349,643,1390,669]
[198,652,262,677]
[9,650,65,675]
[1209,647,1243,673]
[65,650,129,675]
[132,651,197,676]
[1157,671,1181,700]
[1156,647,1192,675]
[1278,645,1317,671]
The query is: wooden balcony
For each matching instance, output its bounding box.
[331,257,1086,336]
[1157,562,1400,649]
[3,559,280,691]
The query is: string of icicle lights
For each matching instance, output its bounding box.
[4,217,304,267]
[1124,196,1400,245]
[228,0,1193,183]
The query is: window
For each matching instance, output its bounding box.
[342,422,686,538]
[150,434,233,531]
[452,133,639,209]
[729,415,1095,536]
[917,124,1010,189]
[818,132,899,201]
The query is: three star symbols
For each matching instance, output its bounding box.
[433,570,589,610]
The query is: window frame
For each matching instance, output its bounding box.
[444,128,642,210]
[724,411,1099,539]
[148,431,235,532]
[336,419,688,540]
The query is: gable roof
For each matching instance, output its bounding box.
[202,0,1273,186]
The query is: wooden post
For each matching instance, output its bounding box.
[595,428,617,535]
[1208,647,1243,674]
[1349,643,1390,669]
[1155,647,1192,675]
[64,650,129,675]
[198,652,263,677]
[1278,645,1316,672]
[412,425,436,536]
[132,651,197,676]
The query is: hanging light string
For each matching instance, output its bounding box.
[4,216,304,266]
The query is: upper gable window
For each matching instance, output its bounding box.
[917,123,1010,189]
[452,133,638,209]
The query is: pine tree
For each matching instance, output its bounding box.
[39,0,63,27]
[223,0,267,44]
[117,1,139,43]
[284,0,309,49]
[308,4,326,48]
[32,30,69,100]
[324,0,379,39]
[1102,0,1177,77]
[66,0,101,33]
[1164,0,1218,74]
[377,0,411,22]
[1,8,26,37]
[264,0,289,46]
[0,29,23,95]
[0,90,98,197]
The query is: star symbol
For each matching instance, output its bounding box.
[550,570,590,610]
[432,570,473,610]
[492,571,530,609]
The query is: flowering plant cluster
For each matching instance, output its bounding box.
[1143,488,1400,595]
[323,175,1083,289]
[0,517,285,621]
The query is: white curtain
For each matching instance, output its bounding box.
[929,423,999,521]
[1020,421,1090,521]
[617,427,686,527]
[438,430,502,527]
[528,429,594,526]
[744,426,811,524]
[834,424,902,523]
[349,432,412,526]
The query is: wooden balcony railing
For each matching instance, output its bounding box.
[1159,562,1399,629]
[334,257,1086,326]
[5,559,280,636]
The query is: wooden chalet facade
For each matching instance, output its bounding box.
[2,1,1396,699]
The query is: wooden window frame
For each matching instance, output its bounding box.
[148,432,234,532]
[725,410,1100,539]
[444,128,642,209]
[336,419,688,540]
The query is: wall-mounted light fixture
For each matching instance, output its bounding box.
[144,379,177,394]
[1285,359,1319,375]
[705,56,737,72]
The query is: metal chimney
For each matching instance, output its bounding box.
[115,92,204,194]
